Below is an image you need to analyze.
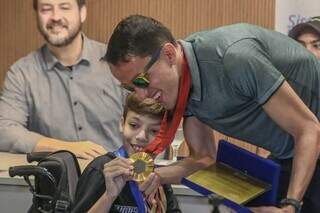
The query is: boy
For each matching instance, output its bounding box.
[72,93,181,213]
[289,16,320,59]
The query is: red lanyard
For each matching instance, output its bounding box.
[144,53,191,154]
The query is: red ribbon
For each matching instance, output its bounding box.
[144,54,191,154]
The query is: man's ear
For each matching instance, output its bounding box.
[80,5,87,23]
[119,117,124,133]
[162,43,177,66]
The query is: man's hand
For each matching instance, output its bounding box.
[64,141,107,160]
[250,205,295,213]
[137,116,215,199]
[103,157,133,199]
[34,137,107,160]
[138,172,161,201]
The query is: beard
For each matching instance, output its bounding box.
[37,17,82,47]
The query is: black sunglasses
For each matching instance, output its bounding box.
[121,47,162,92]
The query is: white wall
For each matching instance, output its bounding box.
[275,0,320,34]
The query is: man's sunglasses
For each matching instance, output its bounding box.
[121,48,162,92]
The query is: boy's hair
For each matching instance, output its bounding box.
[104,14,177,65]
[33,0,86,10]
[123,93,165,121]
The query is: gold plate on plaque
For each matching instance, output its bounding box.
[186,162,271,204]
[129,152,154,182]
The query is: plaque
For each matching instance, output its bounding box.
[185,162,271,204]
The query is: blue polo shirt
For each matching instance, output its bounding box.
[181,23,320,159]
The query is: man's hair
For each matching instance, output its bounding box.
[33,0,86,10]
[104,14,177,65]
[123,93,165,121]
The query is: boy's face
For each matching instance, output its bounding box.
[297,31,320,59]
[122,111,162,156]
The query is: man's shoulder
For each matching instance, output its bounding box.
[87,37,105,47]
[10,47,43,72]
[84,37,107,56]
[87,38,105,48]
[184,23,261,59]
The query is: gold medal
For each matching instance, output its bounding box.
[129,152,154,182]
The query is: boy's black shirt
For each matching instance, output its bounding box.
[72,152,181,213]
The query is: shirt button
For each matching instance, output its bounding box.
[78,126,82,131]
[70,76,73,80]
[73,101,78,106]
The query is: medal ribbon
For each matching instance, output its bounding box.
[144,53,191,154]
[114,146,146,213]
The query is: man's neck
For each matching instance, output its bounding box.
[48,33,83,67]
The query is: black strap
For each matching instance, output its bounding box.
[280,198,303,212]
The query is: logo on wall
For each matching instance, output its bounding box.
[275,0,320,34]
[287,14,310,32]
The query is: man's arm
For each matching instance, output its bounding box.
[156,116,216,184]
[0,68,106,159]
[34,138,107,160]
[262,81,320,210]
[140,116,215,197]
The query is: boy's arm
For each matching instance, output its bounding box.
[88,157,133,212]
[88,192,115,213]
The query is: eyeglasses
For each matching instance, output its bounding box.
[121,47,162,92]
